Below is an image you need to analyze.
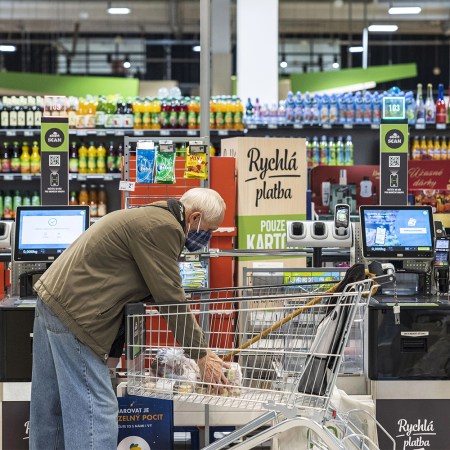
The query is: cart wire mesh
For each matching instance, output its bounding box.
[126,278,377,423]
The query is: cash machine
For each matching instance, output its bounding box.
[0,205,89,381]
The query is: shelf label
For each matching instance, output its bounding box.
[185,254,200,262]
[436,123,447,130]
[159,140,173,145]
[160,129,171,136]
[187,129,197,136]
[371,124,380,130]
[77,174,87,181]
[119,181,135,191]
[134,130,144,136]
[3,174,14,181]
[267,124,278,129]
[343,124,353,129]
[322,124,332,129]
[159,143,175,153]
[22,175,32,181]
[415,124,426,130]
[218,129,229,136]
[114,130,125,136]
[189,140,203,145]
[76,130,87,136]
[189,144,207,154]
[293,123,303,129]
[104,174,113,181]
[24,130,34,136]
[6,131,16,136]
[246,124,257,129]
[96,130,107,136]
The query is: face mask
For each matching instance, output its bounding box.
[185,216,212,252]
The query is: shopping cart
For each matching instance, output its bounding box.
[125,273,395,450]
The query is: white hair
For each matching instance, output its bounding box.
[180,188,226,226]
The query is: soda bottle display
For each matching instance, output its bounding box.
[30,141,40,174]
[1,142,11,173]
[416,83,425,125]
[425,83,436,124]
[436,83,446,124]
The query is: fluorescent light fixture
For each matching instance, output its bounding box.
[192,45,201,52]
[332,62,340,69]
[123,61,131,69]
[349,46,364,53]
[280,61,288,69]
[389,6,421,15]
[368,24,398,32]
[107,7,131,15]
[0,45,16,52]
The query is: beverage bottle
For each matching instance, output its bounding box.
[311,136,320,167]
[87,142,97,174]
[31,190,40,206]
[106,142,116,173]
[215,97,225,129]
[69,141,79,173]
[294,91,303,125]
[194,96,201,128]
[0,191,3,219]
[447,87,450,125]
[68,96,79,128]
[113,101,124,128]
[20,141,31,174]
[34,101,43,128]
[85,97,96,129]
[411,136,421,160]
[123,100,134,129]
[104,98,115,128]
[178,97,187,129]
[9,103,18,129]
[363,92,373,124]
[96,142,106,174]
[441,137,448,160]
[76,98,86,128]
[330,94,339,125]
[285,92,295,124]
[151,98,161,130]
[12,189,22,217]
[425,83,436,124]
[420,135,428,159]
[78,142,88,174]
[3,191,13,219]
[168,98,178,129]
[434,136,441,160]
[416,83,425,125]
[187,97,196,129]
[328,137,337,165]
[26,103,34,129]
[0,98,9,128]
[234,97,244,130]
[142,98,151,130]
[372,92,382,125]
[305,138,311,167]
[311,94,320,125]
[95,96,106,129]
[319,136,328,166]
[69,191,79,206]
[116,144,123,173]
[97,184,107,217]
[225,97,234,130]
[209,97,216,129]
[17,104,26,128]
[405,92,416,125]
[245,98,253,125]
[160,98,170,129]
[336,136,345,165]
[436,84,446,124]
[10,141,20,173]
[360,177,373,198]
[346,94,355,125]
[79,184,89,206]
[89,185,98,217]
[30,141,41,174]
[1,142,11,173]
[354,92,363,124]
[344,135,354,166]
[22,191,31,206]
[426,137,434,159]
[132,98,142,130]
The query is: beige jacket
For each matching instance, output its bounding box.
[34,203,208,362]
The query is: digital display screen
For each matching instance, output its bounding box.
[14,206,90,262]
[360,206,434,260]
[382,96,406,120]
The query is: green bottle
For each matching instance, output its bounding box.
[3,191,12,219]
[31,190,40,206]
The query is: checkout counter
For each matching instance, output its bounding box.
[360,205,450,450]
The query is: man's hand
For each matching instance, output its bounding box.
[197,351,231,395]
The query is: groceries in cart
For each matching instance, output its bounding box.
[148,348,242,396]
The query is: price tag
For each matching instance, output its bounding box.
[322,124,332,129]
[104,174,113,181]
[268,124,278,129]
[160,129,171,136]
[134,130,144,136]
[24,130,34,136]
[159,144,175,153]
[22,175,32,181]
[114,130,125,136]
[189,144,207,154]
[218,129,229,136]
[293,123,303,129]
[415,123,426,130]
[159,140,173,145]
[189,140,203,146]
[76,130,87,136]
[119,181,136,191]
[3,174,13,181]
[185,254,200,262]
[247,124,257,129]
[343,123,353,129]
[187,129,197,136]
[382,96,405,121]
[97,130,107,136]
[77,174,87,181]
[87,130,96,135]
[436,123,447,130]
[6,131,16,137]
[371,124,380,130]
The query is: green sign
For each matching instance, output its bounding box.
[382,96,406,121]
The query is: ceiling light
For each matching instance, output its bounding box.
[349,46,364,53]
[192,45,201,52]
[368,24,398,32]
[332,62,340,69]
[123,61,131,69]
[0,45,16,52]
[280,61,288,69]
[388,6,421,15]
[107,7,131,15]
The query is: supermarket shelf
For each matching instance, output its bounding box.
[0,173,121,181]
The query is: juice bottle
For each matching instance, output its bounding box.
[209,97,216,129]
[107,142,116,173]
[133,98,142,129]
[142,98,151,130]
[76,98,86,128]
[116,144,123,174]
[178,97,187,129]
[95,96,106,129]
[30,141,40,174]
[22,191,31,206]
[215,97,225,129]
[78,142,88,174]
[442,137,448,160]
[188,97,197,129]
[152,98,161,130]
[426,137,434,159]
[87,142,97,174]
[1,142,11,173]
[411,136,421,160]
[224,97,233,130]
[89,184,98,217]
[69,141,79,173]
[69,191,79,205]
[13,190,22,217]
[10,141,20,173]
[97,184,107,217]
[85,96,96,129]
[420,135,427,160]
[104,97,116,128]
[20,141,31,174]
[123,100,134,129]
[3,191,12,219]
[160,98,170,129]
[436,84,446,124]
[344,135,354,166]
[79,184,89,206]
[96,142,106,174]
[434,136,441,160]
[234,97,244,130]
[169,98,178,129]
[194,96,201,128]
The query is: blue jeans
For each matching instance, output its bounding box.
[30,298,118,450]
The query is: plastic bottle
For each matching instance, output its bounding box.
[142,98,151,130]
[187,97,197,129]
[22,191,31,206]
[425,83,436,124]
[95,96,106,129]
[441,137,448,160]
[96,142,106,174]
[20,141,31,174]
[416,83,425,125]
[344,136,354,166]
[405,91,416,125]
[319,95,329,125]
[363,92,373,124]
[305,137,311,167]
[0,191,3,218]
[311,94,320,125]
[13,190,22,216]
[9,104,17,129]
[87,142,97,174]
[107,142,116,173]
[427,137,434,159]
[420,135,428,159]
[372,92,381,125]
[411,136,421,160]
[1,99,9,128]
[116,144,124,174]
[97,184,107,217]
[360,177,373,198]
[354,92,363,124]
[434,136,441,160]
[294,92,303,125]
[69,191,79,205]
[436,84,446,125]
[169,98,179,129]
[132,98,142,130]
[328,137,337,166]
[311,136,320,167]
[78,142,88,174]
[151,97,161,130]
[254,98,262,125]
[3,191,12,219]
[215,97,225,129]
[329,94,338,125]
[303,92,312,124]
[319,136,328,166]
[31,190,40,206]
[89,185,98,217]
[123,100,134,129]
[10,142,20,173]
[234,97,244,130]
[178,97,188,129]
[85,97,96,129]
[338,94,346,124]
[160,98,171,129]
[336,136,345,165]
[79,184,89,206]
[30,141,40,174]
[346,94,355,125]
[285,92,295,124]
[1,142,11,173]
[224,97,234,130]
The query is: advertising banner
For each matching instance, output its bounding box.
[117,396,173,450]
[380,122,409,205]
[40,116,69,205]
[2,401,30,449]
[377,399,450,450]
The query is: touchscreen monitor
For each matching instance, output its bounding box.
[360,205,434,260]
[14,206,90,262]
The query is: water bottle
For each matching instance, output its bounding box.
[344,135,354,166]
[319,135,328,165]
[416,83,425,125]
[311,136,320,167]
[285,92,295,124]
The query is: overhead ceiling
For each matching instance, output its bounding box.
[0,0,448,37]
